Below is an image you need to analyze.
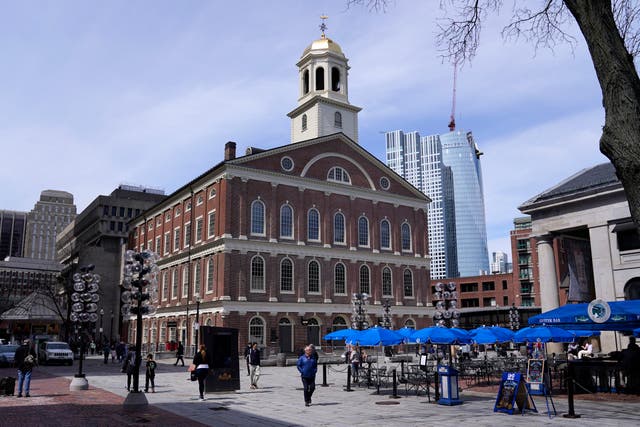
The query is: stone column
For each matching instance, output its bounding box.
[536,234,561,313]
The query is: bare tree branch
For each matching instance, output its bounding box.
[346,0,391,13]
[613,0,640,58]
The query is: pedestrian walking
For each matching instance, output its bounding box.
[14,339,37,398]
[103,341,110,364]
[174,341,185,366]
[122,346,137,391]
[297,345,318,407]
[144,353,157,393]
[192,344,210,401]
[243,342,252,376]
[248,342,261,389]
[89,340,96,355]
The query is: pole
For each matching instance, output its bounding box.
[322,363,328,387]
[132,256,144,393]
[110,310,114,343]
[563,361,580,418]
[345,365,353,391]
[76,329,85,380]
[195,300,200,347]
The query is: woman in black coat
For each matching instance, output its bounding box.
[193,344,210,400]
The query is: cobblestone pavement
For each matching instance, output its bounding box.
[1,356,639,426]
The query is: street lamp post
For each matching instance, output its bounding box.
[109,309,114,343]
[351,293,369,331]
[69,265,101,391]
[194,295,201,347]
[121,249,159,406]
[99,308,104,343]
[381,299,392,329]
[509,304,520,331]
[433,282,460,328]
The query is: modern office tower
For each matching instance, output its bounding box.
[386,129,489,278]
[491,251,509,274]
[0,210,27,259]
[25,190,76,261]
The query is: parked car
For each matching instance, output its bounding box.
[0,344,19,367]
[38,341,73,366]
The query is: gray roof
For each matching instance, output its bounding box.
[0,291,60,321]
[520,162,620,209]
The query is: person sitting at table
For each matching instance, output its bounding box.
[578,340,593,359]
[568,342,580,360]
[350,346,361,382]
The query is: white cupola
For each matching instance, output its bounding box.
[287,19,361,144]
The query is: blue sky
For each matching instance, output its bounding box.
[0,1,608,259]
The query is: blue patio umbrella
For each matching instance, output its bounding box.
[347,326,404,346]
[634,328,640,338]
[469,326,514,344]
[323,328,360,341]
[513,326,576,343]
[528,300,640,331]
[410,326,472,345]
[394,327,417,342]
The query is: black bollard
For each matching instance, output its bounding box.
[322,363,329,387]
[345,364,353,392]
[390,369,401,399]
[563,361,581,418]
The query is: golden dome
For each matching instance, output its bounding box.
[302,36,344,57]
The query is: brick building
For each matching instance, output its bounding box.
[127,32,432,356]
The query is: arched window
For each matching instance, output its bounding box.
[280,205,293,238]
[308,260,320,293]
[358,217,369,247]
[280,258,293,292]
[171,269,178,299]
[334,212,345,244]
[382,267,392,297]
[332,316,347,331]
[307,208,320,241]
[359,265,371,295]
[380,220,391,249]
[331,67,341,91]
[251,256,265,291]
[182,266,189,297]
[404,318,416,329]
[206,258,214,292]
[315,67,325,90]
[162,272,168,301]
[624,278,640,300]
[193,261,201,295]
[160,321,167,344]
[334,111,342,128]
[251,200,265,235]
[303,69,310,94]
[302,114,308,131]
[403,269,414,297]
[249,317,265,345]
[334,263,346,295]
[401,223,412,251]
[327,166,350,184]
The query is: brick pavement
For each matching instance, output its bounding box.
[0,368,206,427]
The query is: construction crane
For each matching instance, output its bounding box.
[448,61,458,132]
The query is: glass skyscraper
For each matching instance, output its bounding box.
[385,129,489,278]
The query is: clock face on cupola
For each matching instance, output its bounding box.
[287,16,362,144]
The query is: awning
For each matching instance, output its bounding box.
[528,300,640,331]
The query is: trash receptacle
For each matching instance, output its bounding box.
[276,353,287,367]
[437,365,463,405]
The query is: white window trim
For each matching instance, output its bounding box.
[333,212,346,245]
[280,204,294,240]
[182,267,189,297]
[250,255,266,293]
[382,266,393,298]
[380,219,392,250]
[334,262,347,296]
[209,188,217,199]
[307,208,321,242]
[250,200,266,237]
[205,258,214,294]
[173,227,180,252]
[161,272,168,301]
[196,195,204,206]
[171,270,178,300]
[401,222,413,253]
[193,262,201,296]
[195,215,204,243]
[183,221,191,249]
[358,216,370,248]
[403,269,415,299]
[307,260,321,295]
[280,257,295,294]
[164,232,170,255]
[207,209,216,239]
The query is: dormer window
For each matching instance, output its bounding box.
[334,112,342,128]
[327,166,350,184]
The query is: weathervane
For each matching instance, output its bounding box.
[320,14,328,38]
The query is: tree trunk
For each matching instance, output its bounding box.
[564,0,640,226]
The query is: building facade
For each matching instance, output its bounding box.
[127,33,432,356]
[510,217,540,308]
[0,210,27,260]
[25,190,76,261]
[519,162,640,352]
[56,185,166,344]
[490,251,510,274]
